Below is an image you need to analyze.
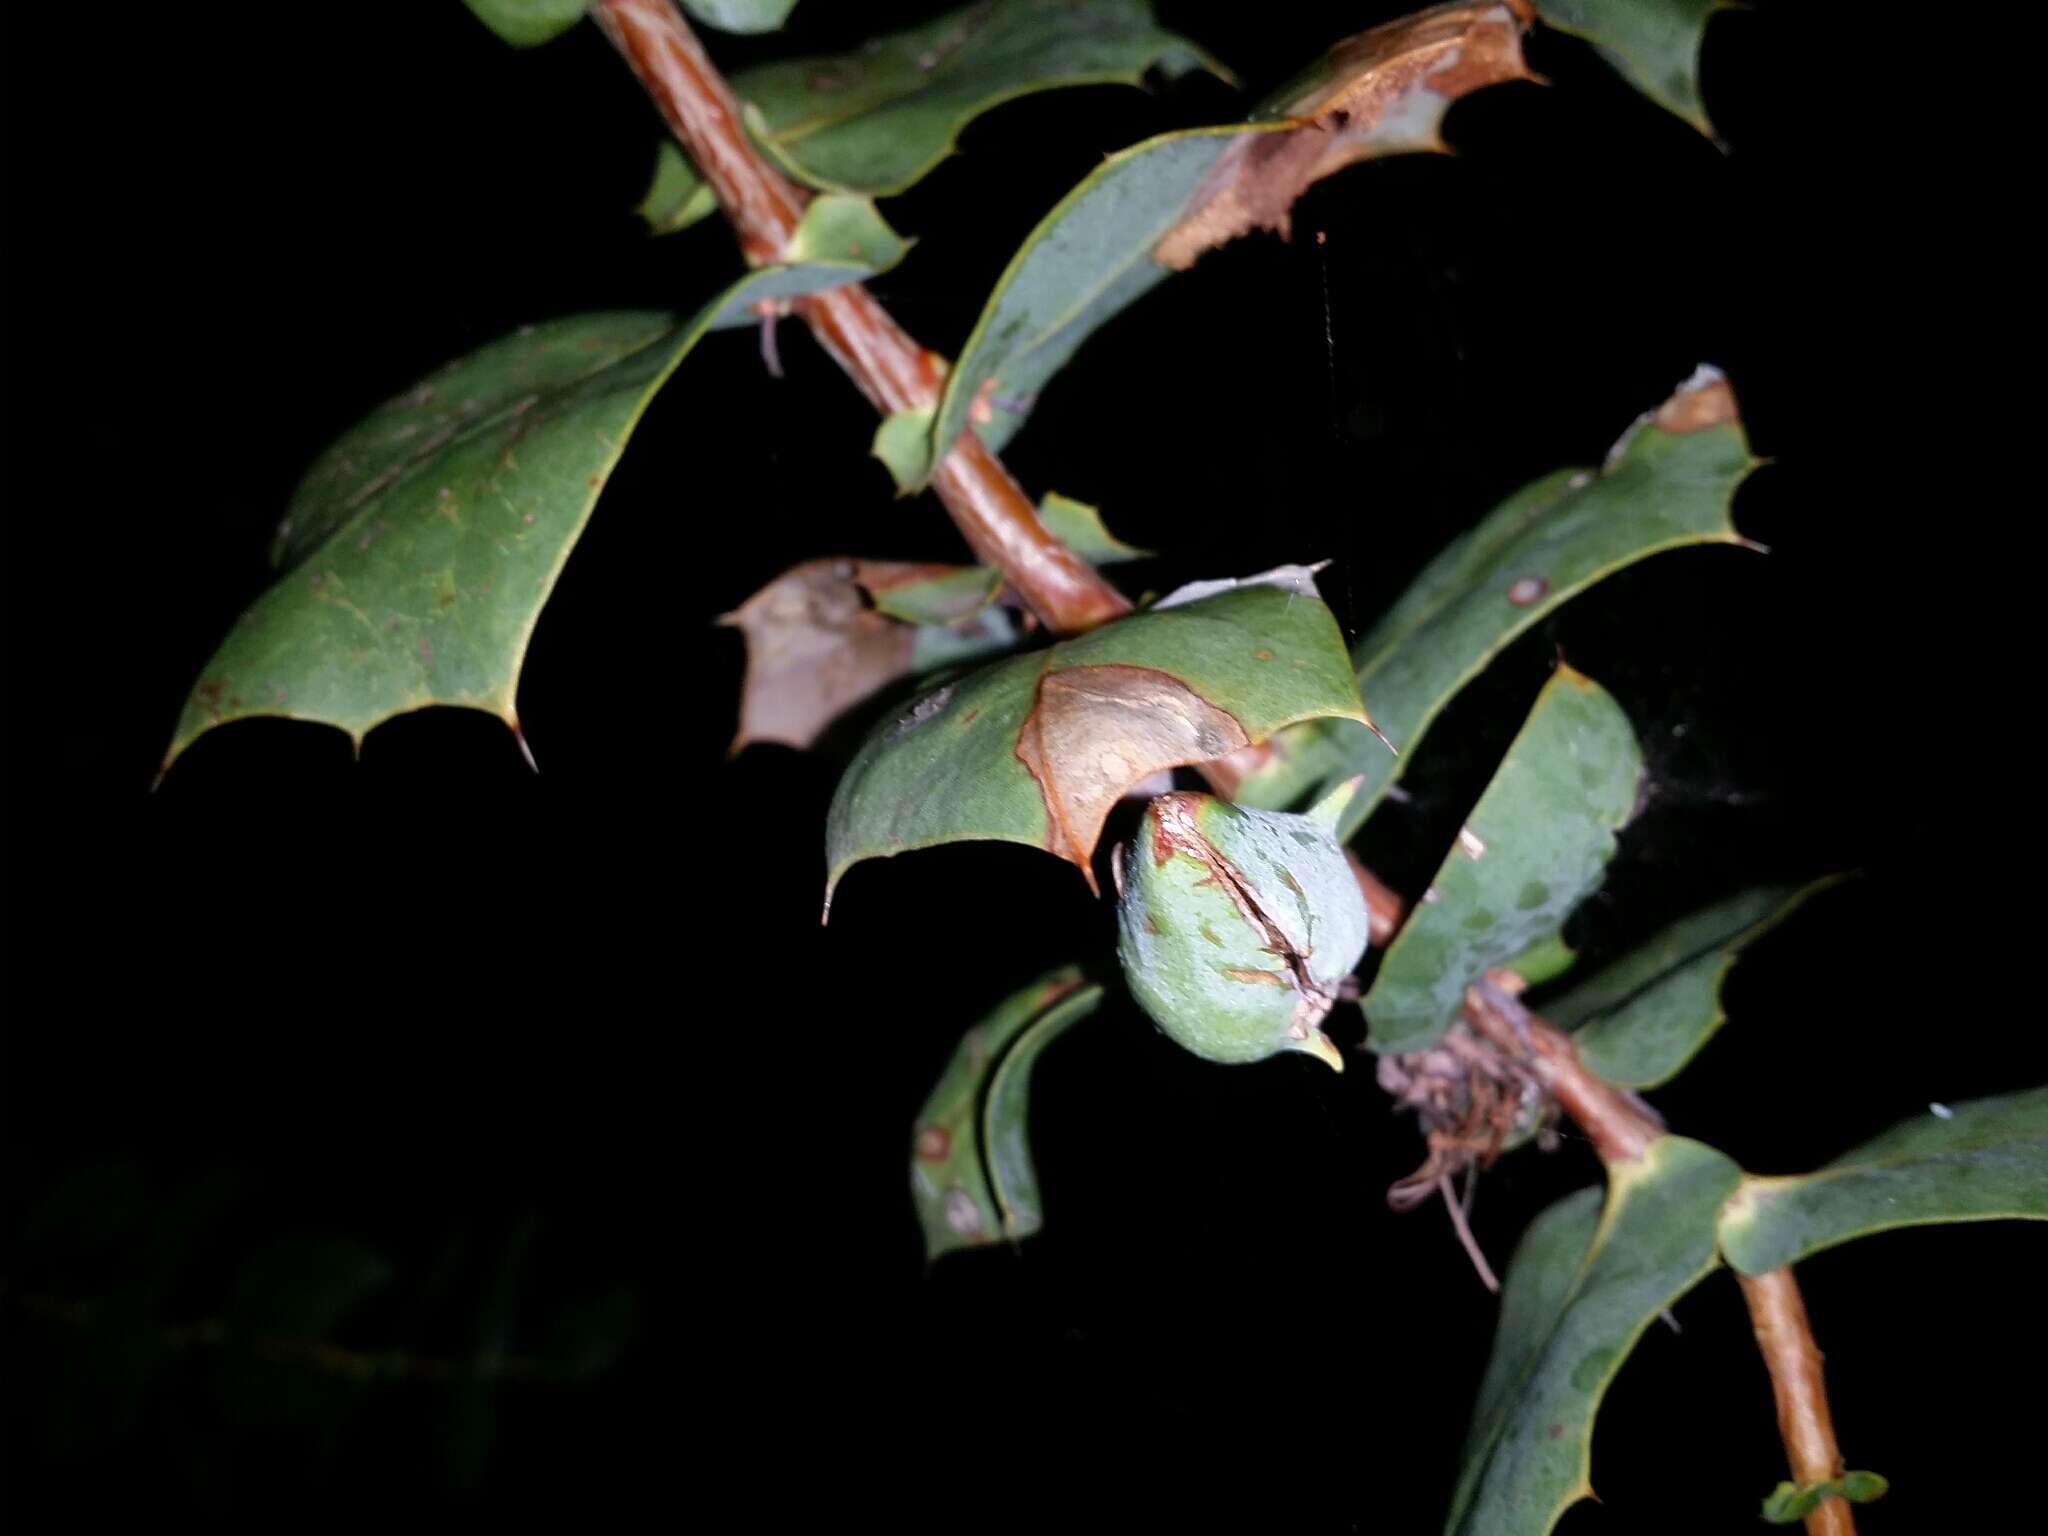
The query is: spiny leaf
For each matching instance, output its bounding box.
[1718,1088,2048,1275]
[914,1,1532,486]
[1535,0,1734,137]
[462,0,586,49]
[825,579,1369,911]
[1238,367,1756,839]
[1363,665,1642,1056]
[1037,492,1150,564]
[721,560,1016,754]
[638,0,1216,233]
[911,970,1103,1261]
[1542,881,1833,1089]
[681,0,796,35]
[1446,1137,1743,1536]
[163,199,902,775]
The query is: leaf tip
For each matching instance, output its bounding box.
[1304,774,1364,832]
[1290,1028,1344,1072]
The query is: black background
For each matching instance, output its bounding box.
[4,2,2032,1531]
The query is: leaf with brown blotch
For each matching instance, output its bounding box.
[720,559,1015,753]
[1016,665,1250,880]
[825,581,1372,912]
[917,3,1533,490]
[1154,2,1536,270]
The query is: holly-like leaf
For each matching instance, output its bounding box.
[1447,1137,1743,1536]
[638,0,1216,234]
[911,970,1103,1261]
[825,578,1370,911]
[681,0,797,34]
[1037,492,1150,564]
[912,2,1532,485]
[1718,1088,2048,1275]
[163,198,904,775]
[462,0,586,48]
[1239,367,1756,839]
[1542,881,1832,1089]
[1535,0,1734,137]
[1363,665,1642,1056]
[721,560,1016,754]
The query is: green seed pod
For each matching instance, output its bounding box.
[1114,778,1369,1070]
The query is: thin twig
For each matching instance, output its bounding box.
[1739,1268,1857,1536]
[1438,1170,1500,1293]
[589,0,1131,635]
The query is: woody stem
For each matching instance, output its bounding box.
[589,0,1132,635]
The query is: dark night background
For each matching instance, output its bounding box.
[3,2,2033,1530]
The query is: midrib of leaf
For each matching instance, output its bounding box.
[280,325,676,575]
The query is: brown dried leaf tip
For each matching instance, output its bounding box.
[1154,2,1535,271]
[721,558,965,753]
[1013,664,1250,893]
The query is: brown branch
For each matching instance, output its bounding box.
[1459,971,1660,1165]
[590,0,1131,635]
[1739,1268,1857,1536]
[1455,976,1854,1529]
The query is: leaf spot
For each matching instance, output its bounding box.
[942,1188,982,1236]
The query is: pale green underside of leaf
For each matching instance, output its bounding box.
[682,0,797,35]
[1536,0,1734,137]
[1237,382,1756,841]
[1364,666,1643,1056]
[911,970,1102,1261]
[165,200,901,772]
[1544,879,1835,1089]
[1447,1137,1743,1536]
[639,0,1216,232]
[1718,1088,2048,1275]
[462,0,586,49]
[824,583,1367,907]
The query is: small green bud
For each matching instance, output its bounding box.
[1114,781,1370,1070]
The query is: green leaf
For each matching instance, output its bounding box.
[639,0,1216,231]
[914,4,1531,486]
[681,0,797,34]
[637,143,720,235]
[912,970,1103,1261]
[741,0,1212,195]
[984,986,1104,1240]
[825,574,1369,909]
[1501,930,1578,988]
[1447,1137,1743,1536]
[1761,1471,1888,1525]
[1238,368,1756,840]
[1363,665,1643,1056]
[1718,1088,2048,1275]
[164,200,901,774]
[1535,0,1734,137]
[1542,881,1831,1089]
[866,566,1003,627]
[462,0,586,48]
[1038,492,1150,563]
